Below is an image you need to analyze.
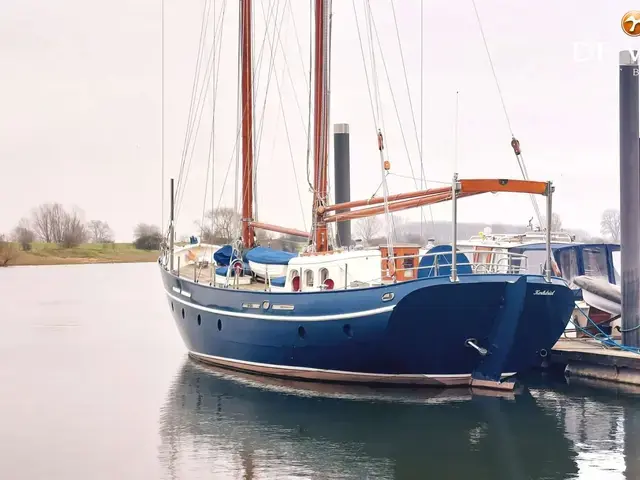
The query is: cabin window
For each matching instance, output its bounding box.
[558,248,579,287]
[612,250,621,285]
[523,250,548,275]
[319,268,329,284]
[402,258,414,278]
[290,269,300,292]
[304,270,314,287]
[582,246,608,280]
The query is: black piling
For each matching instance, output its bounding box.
[619,50,640,347]
[333,123,351,247]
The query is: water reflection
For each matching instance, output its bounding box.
[529,375,640,479]
[159,361,579,479]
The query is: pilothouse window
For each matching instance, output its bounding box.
[558,248,579,287]
[582,247,608,280]
[319,268,329,284]
[305,270,314,287]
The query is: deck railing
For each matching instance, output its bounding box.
[166,247,530,292]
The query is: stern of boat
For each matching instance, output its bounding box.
[382,274,575,384]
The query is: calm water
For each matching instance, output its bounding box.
[1,263,639,479]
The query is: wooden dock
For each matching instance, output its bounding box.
[550,338,640,386]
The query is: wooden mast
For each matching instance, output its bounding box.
[240,0,254,249]
[312,0,330,252]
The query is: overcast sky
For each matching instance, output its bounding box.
[1,0,638,241]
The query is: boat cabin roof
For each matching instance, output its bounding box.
[289,249,380,266]
[462,231,576,247]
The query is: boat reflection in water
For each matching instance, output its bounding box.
[158,360,578,479]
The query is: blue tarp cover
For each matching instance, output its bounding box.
[418,245,472,278]
[213,245,239,266]
[270,276,286,287]
[245,246,296,265]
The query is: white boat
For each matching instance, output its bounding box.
[458,229,621,338]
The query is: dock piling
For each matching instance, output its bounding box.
[619,50,640,347]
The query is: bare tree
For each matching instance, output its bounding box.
[12,218,35,251]
[354,215,382,245]
[31,203,65,243]
[0,234,18,267]
[88,220,114,243]
[30,203,87,247]
[600,209,621,242]
[198,208,241,244]
[59,208,88,248]
[133,223,162,250]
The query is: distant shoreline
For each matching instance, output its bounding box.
[2,242,159,267]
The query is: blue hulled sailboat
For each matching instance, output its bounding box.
[158,0,575,390]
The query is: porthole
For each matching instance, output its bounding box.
[217,319,222,331]
[298,326,306,339]
[343,324,352,338]
[181,308,185,319]
[197,314,202,326]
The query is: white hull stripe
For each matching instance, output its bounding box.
[190,351,517,383]
[166,291,395,321]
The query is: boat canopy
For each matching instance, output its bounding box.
[214,245,239,266]
[245,247,296,265]
[418,245,472,278]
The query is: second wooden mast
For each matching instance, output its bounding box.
[311,0,330,252]
[240,0,254,249]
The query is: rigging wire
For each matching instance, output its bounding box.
[172,0,284,236]
[176,3,228,218]
[253,0,285,222]
[470,0,543,228]
[233,0,242,227]
[287,0,309,93]
[363,0,394,263]
[175,0,213,195]
[161,0,165,238]
[211,0,219,244]
[419,0,424,241]
[175,0,215,213]
[304,0,314,193]
[389,1,434,234]
[240,0,283,231]
[258,0,308,230]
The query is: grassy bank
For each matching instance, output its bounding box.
[2,242,160,266]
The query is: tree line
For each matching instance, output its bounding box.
[0,203,167,266]
[353,209,622,246]
[4,203,115,251]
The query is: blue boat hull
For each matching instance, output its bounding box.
[159,263,574,386]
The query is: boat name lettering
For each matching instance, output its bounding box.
[242,303,261,309]
[180,290,191,298]
[172,286,181,293]
[272,304,295,311]
[533,289,555,296]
